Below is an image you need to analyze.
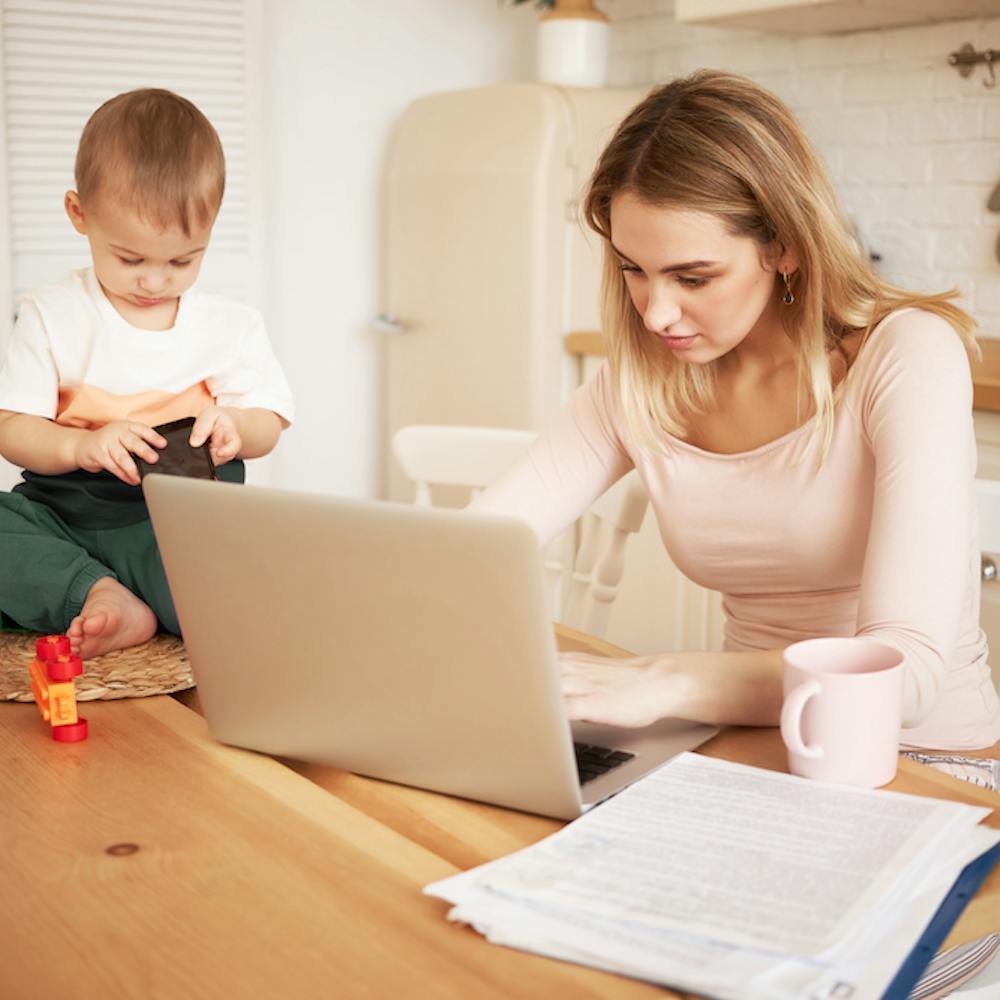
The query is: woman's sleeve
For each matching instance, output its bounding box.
[469,363,635,545]
[853,310,977,726]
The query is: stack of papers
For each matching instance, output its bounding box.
[902,751,1000,793]
[425,753,1000,1000]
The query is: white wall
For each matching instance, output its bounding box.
[607,0,1000,338]
[260,0,535,497]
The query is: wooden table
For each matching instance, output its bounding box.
[2,626,998,999]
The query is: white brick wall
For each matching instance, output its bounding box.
[604,1,1000,337]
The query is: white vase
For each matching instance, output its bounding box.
[536,2,609,88]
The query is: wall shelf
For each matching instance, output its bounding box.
[674,0,1000,36]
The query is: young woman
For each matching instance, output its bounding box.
[471,69,1000,751]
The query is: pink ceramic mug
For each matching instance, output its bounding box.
[780,637,904,787]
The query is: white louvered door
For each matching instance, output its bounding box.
[0,0,262,488]
[1,0,261,315]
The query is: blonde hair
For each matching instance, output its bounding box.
[75,88,225,236]
[583,70,976,457]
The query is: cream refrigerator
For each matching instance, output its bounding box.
[380,82,641,498]
[379,82,726,654]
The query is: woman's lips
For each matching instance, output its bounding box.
[134,295,164,307]
[661,333,697,350]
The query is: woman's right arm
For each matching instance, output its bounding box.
[468,364,636,544]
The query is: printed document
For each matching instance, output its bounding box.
[425,753,999,1000]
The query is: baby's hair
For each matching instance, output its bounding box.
[75,88,225,236]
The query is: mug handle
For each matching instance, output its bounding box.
[780,681,823,759]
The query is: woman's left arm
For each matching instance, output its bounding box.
[850,311,975,728]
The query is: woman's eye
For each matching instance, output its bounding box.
[171,260,192,268]
[618,262,641,274]
[118,257,142,266]
[678,275,708,288]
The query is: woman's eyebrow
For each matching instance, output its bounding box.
[609,243,718,272]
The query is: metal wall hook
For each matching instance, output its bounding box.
[949,42,1000,88]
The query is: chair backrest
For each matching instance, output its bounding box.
[562,471,649,638]
[391,425,537,506]
[391,424,649,638]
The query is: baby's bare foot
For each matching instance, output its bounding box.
[67,577,157,658]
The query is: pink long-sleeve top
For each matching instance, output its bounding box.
[472,309,1000,750]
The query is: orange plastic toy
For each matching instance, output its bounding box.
[28,635,88,742]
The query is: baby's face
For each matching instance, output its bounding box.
[66,193,213,328]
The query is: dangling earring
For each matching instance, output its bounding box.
[781,271,795,306]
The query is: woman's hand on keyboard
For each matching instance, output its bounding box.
[559,651,681,728]
[559,647,786,728]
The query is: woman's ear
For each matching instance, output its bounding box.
[760,242,799,276]
[774,244,799,277]
[64,191,88,235]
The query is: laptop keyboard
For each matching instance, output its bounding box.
[574,742,636,785]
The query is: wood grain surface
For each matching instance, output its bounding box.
[1,625,996,999]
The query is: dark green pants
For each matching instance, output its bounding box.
[0,492,178,634]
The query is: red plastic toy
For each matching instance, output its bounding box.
[28,635,88,742]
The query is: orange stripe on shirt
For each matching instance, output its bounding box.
[55,381,215,430]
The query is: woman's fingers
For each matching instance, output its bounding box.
[564,693,602,721]
[559,652,666,728]
[560,674,599,696]
[560,653,625,686]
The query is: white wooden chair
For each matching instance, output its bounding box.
[391,424,649,638]
[392,425,537,506]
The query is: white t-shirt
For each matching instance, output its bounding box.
[0,267,294,429]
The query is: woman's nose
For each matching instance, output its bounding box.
[641,284,682,334]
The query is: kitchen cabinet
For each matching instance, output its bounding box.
[674,0,1000,35]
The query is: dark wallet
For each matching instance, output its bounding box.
[136,417,217,481]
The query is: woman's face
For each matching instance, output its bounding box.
[609,192,791,364]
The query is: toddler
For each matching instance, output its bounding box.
[0,88,294,658]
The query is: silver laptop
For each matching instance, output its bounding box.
[144,475,717,820]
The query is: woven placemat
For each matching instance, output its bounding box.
[0,632,193,701]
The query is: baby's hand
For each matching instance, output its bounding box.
[74,420,167,486]
[189,406,242,464]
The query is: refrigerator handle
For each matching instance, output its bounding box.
[371,312,407,334]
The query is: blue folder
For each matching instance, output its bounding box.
[882,840,1000,999]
